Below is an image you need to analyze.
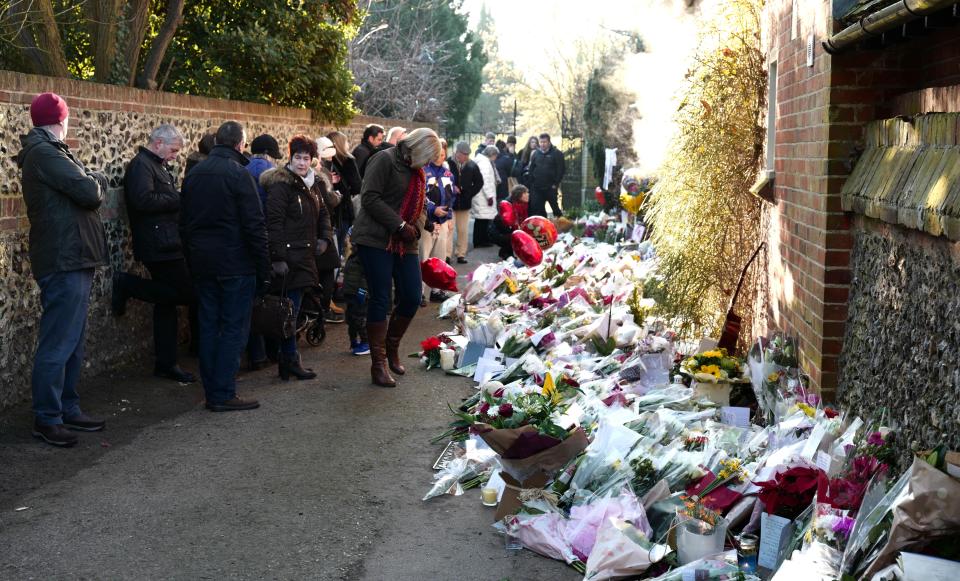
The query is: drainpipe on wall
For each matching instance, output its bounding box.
[823,0,959,54]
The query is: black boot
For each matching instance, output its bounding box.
[279,353,316,381]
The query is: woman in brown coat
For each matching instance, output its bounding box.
[351,128,443,387]
[260,135,335,380]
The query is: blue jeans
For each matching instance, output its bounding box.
[280,289,303,356]
[194,275,256,405]
[32,269,94,425]
[357,245,421,322]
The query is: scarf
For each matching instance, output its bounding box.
[288,164,316,189]
[386,167,426,255]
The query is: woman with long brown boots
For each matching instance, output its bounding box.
[350,128,443,387]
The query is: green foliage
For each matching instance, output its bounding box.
[165,0,360,123]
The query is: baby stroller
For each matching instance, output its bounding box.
[297,284,327,347]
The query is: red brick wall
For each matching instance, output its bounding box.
[762,2,960,397]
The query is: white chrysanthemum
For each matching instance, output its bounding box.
[487,405,499,418]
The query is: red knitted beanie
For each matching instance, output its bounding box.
[30,92,69,127]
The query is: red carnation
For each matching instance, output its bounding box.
[498,403,514,418]
[478,402,491,417]
[420,337,442,352]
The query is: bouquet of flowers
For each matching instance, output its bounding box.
[681,348,746,384]
[755,465,821,521]
[414,335,455,370]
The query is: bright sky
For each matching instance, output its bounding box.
[463,0,706,173]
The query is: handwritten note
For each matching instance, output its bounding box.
[758,512,793,570]
[720,406,751,428]
[815,451,833,474]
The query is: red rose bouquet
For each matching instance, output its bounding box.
[755,465,822,520]
[416,335,452,370]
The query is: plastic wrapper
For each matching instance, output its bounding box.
[421,257,458,292]
[569,422,642,495]
[584,517,671,580]
[438,294,462,319]
[563,487,652,561]
[648,550,746,581]
[511,230,543,266]
[857,457,960,578]
[422,458,479,501]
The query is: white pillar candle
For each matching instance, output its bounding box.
[440,348,456,370]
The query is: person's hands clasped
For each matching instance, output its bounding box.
[271,261,289,277]
[433,206,448,219]
[397,222,419,243]
[315,239,329,256]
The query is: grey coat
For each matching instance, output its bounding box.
[351,143,426,254]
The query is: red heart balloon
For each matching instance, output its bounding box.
[511,230,543,267]
[520,216,558,249]
[420,257,458,292]
[498,200,515,227]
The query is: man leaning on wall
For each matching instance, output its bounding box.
[17,92,109,447]
[112,124,198,384]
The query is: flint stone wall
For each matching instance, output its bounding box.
[838,215,960,461]
[0,70,431,411]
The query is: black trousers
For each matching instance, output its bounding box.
[124,259,196,369]
[530,187,562,217]
[473,218,492,248]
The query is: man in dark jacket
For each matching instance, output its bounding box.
[112,124,196,384]
[351,123,384,178]
[448,141,483,264]
[18,92,109,446]
[180,121,269,412]
[494,139,515,201]
[527,133,566,217]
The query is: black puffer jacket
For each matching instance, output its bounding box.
[180,145,269,282]
[260,166,335,290]
[123,146,183,263]
[448,157,484,211]
[352,141,378,177]
[17,127,108,279]
[527,145,566,190]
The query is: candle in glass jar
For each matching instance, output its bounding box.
[440,348,456,370]
[481,487,498,506]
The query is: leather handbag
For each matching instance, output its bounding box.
[251,277,295,341]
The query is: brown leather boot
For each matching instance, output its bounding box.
[386,314,414,375]
[368,320,396,387]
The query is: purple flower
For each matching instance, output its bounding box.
[831,516,855,540]
[867,431,885,447]
[805,393,821,406]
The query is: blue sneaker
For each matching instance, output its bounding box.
[352,341,370,356]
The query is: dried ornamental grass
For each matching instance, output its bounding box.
[644,0,767,346]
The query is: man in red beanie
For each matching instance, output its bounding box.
[17,92,109,447]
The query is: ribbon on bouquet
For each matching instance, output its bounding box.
[505,483,560,507]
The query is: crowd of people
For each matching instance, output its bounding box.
[16,91,567,447]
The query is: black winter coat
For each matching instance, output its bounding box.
[328,156,361,229]
[260,166,335,290]
[527,145,566,191]
[17,127,108,279]
[352,141,378,178]
[123,146,183,263]
[448,157,484,211]
[495,151,515,200]
[180,145,270,283]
